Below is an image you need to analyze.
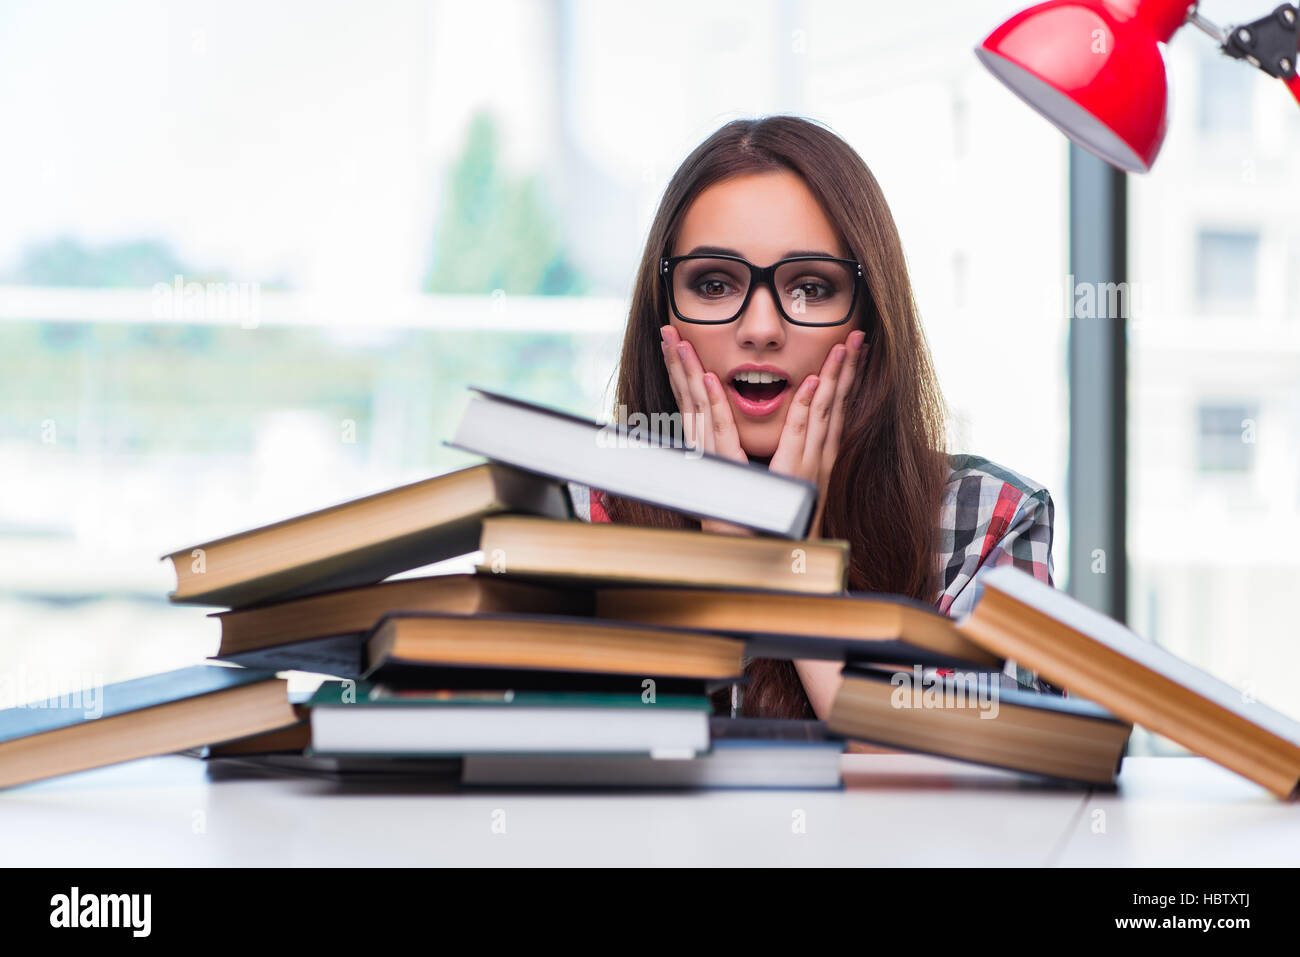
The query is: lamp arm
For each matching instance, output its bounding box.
[1187,7,1228,44]
[1194,2,1300,107]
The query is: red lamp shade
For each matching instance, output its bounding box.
[976,0,1194,172]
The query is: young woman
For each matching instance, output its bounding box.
[569,115,1061,720]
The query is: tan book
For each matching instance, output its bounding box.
[211,573,593,677]
[0,666,298,790]
[955,565,1300,800]
[476,515,849,594]
[366,612,745,682]
[162,463,570,609]
[828,664,1131,786]
[594,585,1001,668]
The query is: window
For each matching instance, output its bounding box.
[1,0,1070,695]
[1195,229,1259,311]
[1128,32,1300,753]
[1196,402,1257,473]
[1197,47,1254,137]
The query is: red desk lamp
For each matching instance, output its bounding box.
[975,0,1300,172]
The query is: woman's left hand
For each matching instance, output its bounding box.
[768,329,867,537]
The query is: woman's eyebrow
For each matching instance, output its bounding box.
[683,244,744,257]
[683,244,840,258]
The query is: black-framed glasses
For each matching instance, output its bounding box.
[661,254,864,326]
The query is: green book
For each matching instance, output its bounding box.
[307,679,710,710]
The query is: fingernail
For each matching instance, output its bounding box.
[677,343,689,359]
[659,325,668,342]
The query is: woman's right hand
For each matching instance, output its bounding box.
[660,324,755,536]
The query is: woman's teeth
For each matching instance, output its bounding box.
[732,371,787,385]
[731,371,789,402]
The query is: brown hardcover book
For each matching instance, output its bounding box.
[476,515,849,595]
[162,463,571,609]
[205,718,312,756]
[211,573,594,676]
[829,664,1132,786]
[955,565,1300,800]
[594,585,1001,668]
[365,612,745,682]
[0,666,298,790]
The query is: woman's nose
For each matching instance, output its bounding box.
[735,283,786,349]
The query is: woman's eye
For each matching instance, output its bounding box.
[695,278,732,297]
[791,279,833,300]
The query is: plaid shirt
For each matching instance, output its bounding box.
[568,452,1063,697]
[934,454,1063,696]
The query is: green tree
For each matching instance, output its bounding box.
[427,111,584,295]
[16,236,193,287]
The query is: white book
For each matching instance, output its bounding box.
[308,702,711,757]
[445,386,818,538]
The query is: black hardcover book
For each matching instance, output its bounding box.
[708,716,841,742]
[216,633,369,678]
[368,662,745,697]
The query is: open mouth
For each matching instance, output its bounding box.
[730,371,789,403]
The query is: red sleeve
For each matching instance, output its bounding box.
[589,488,611,523]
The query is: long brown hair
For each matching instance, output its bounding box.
[603,115,950,719]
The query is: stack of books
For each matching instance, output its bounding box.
[3,386,1300,799]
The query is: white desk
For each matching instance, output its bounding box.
[1051,757,1300,866]
[0,754,1292,866]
